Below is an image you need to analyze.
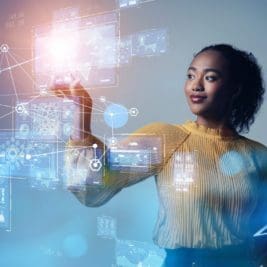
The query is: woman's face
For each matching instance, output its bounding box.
[184,50,233,122]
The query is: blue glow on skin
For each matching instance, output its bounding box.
[104,104,129,128]
[219,150,246,176]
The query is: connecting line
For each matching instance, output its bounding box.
[70,97,105,113]
[66,144,108,163]
[30,148,66,158]
[111,116,114,137]
[8,49,29,62]
[0,53,5,69]
[4,53,19,103]
[98,149,108,162]
[0,103,14,108]
[8,176,27,181]
[93,101,105,111]
[7,47,32,50]
[0,110,16,120]
[93,97,107,111]
[0,54,40,73]
[8,51,40,88]
[22,94,43,105]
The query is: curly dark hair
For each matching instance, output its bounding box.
[196,44,265,133]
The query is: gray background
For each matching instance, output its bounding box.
[0,0,266,266]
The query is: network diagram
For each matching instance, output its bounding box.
[0,1,172,266]
[2,2,254,266]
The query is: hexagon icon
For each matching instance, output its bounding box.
[89,159,102,172]
[129,107,139,117]
[15,103,28,114]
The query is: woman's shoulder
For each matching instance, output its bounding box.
[240,136,267,176]
[239,135,267,152]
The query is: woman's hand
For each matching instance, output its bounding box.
[50,75,92,140]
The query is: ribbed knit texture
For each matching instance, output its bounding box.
[66,121,267,249]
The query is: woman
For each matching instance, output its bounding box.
[52,44,267,266]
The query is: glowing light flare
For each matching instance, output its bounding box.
[45,32,79,68]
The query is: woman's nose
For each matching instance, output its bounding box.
[192,85,204,92]
[192,80,204,92]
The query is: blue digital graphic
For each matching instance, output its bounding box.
[116,239,165,267]
[0,176,11,231]
[108,135,162,172]
[34,11,119,91]
[132,28,168,57]
[64,146,104,190]
[15,96,77,141]
[0,132,64,190]
[104,103,129,129]
[118,0,139,9]
[97,215,117,239]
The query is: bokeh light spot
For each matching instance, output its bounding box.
[63,234,88,258]
[219,150,246,176]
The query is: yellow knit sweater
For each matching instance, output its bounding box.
[65,121,267,249]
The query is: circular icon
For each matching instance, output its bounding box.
[92,143,98,149]
[89,159,102,172]
[6,145,19,161]
[0,44,9,53]
[108,137,117,146]
[104,104,129,129]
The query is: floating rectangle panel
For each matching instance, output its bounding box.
[15,96,78,141]
[132,28,168,57]
[108,135,162,172]
[33,11,119,91]
[64,146,104,190]
[0,131,64,190]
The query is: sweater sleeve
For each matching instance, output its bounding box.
[65,122,190,207]
[256,144,267,226]
[250,141,267,233]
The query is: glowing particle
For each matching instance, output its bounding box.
[92,143,98,149]
[129,107,139,117]
[63,234,88,258]
[0,44,9,53]
[25,154,32,160]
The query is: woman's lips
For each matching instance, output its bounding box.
[190,95,207,103]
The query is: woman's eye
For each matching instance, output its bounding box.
[205,76,218,82]
[187,74,194,80]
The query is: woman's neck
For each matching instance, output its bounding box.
[196,116,231,131]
